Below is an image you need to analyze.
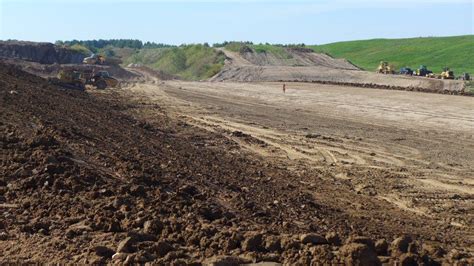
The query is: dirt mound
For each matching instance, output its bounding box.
[238,47,359,69]
[1,63,471,264]
[0,41,85,64]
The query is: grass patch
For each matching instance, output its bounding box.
[123,44,225,80]
[68,44,91,55]
[251,44,293,59]
[308,35,474,74]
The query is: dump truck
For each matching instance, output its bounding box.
[49,68,118,90]
[377,61,395,74]
[415,65,432,77]
[83,54,106,65]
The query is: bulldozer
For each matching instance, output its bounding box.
[377,61,395,74]
[49,68,118,90]
[439,67,455,79]
[415,65,432,77]
[83,54,106,65]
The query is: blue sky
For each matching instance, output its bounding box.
[0,0,472,44]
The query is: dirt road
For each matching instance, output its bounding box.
[127,80,474,243]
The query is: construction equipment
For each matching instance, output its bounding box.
[49,68,118,90]
[83,54,106,65]
[377,61,395,74]
[439,67,455,79]
[399,67,413,75]
[85,70,119,89]
[415,65,432,77]
[48,69,86,90]
[458,73,471,80]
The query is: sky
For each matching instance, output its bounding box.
[0,0,473,45]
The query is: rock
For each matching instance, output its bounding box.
[300,233,328,245]
[116,237,135,253]
[325,232,341,246]
[154,240,173,257]
[399,253,419,266]
[421,243,445,258]
[346,235,375,250]
[375,239,388,256]
[94,246,114,258]
[339,243,380,266]
[112,252,129,261]
[242,232,263,252]
[0,231,8,241]
[390,236,412,255]
[408,242,418,254]
[143,219,163,235]
[264,236,282,252]
[129,185,146,196]
[203,255,251,266]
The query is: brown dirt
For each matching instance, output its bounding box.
[1,63,472,264]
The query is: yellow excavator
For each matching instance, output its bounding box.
[377,61,395,74]
[49,68,119,90]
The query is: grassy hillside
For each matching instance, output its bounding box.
[123,44,226,80]
[309,35,474,74]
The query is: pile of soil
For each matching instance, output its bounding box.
[1,63,471,264]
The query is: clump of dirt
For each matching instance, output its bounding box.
[0,63,471,264]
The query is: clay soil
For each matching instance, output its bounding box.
[1,64,473,264]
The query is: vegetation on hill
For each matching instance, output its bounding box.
[123,44,226,80]
[309,35,474,74]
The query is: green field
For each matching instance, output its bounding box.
[309,35,474,75]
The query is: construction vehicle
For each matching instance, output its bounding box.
[49,68,118,90]
[458,73,471,80]
[83,54,106,65]
[377,61,395,74]
[399,67,413,75]
[415,65,432,77]
[439,67,455,79]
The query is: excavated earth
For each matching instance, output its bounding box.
[211,49,466,94]
[1,62,473,265]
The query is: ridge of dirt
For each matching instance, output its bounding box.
[211,49,466,94]
[1,64,472,264]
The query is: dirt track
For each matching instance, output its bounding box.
[126,80,474,245]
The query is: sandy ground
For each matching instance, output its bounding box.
[126,80,474,240]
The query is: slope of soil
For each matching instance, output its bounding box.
[1,64,472,264]
[239,47,358,70]
[212,48,466,94]
[0,40,86,64]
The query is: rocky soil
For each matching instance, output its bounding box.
[1,63,472,264]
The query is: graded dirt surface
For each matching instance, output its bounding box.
[126,78,474,257]
[1,63,473,265]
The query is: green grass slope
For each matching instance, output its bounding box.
[123,44,226,80]
[309,35,474,75]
